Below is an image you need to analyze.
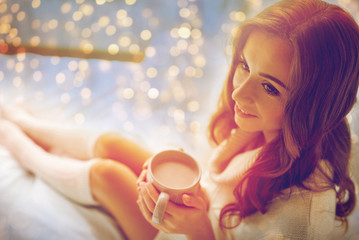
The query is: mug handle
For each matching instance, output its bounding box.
[152,192,170,224]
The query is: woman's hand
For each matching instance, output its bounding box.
[137,181,215,239]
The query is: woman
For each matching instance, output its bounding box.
[0,0,358,239]
[137,0,359,239]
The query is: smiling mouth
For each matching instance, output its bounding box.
[235,104,256,118]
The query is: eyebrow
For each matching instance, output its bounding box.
[259,73,289,90]
[240,53,289,90]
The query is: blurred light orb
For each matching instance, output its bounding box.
[125,0,136,5]
[81,87,92,99]
[140,29,152,40]
[61,2,72,14]
[56,72,66,84]
[33,71,43,82]
[123,88,135,99]
[74,113,85,125]
[146,67,157,78]
[145,46,156,57]
[178,26,191,39]
[30,36,41,46]
[148,88,159,99]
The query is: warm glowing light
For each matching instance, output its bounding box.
[32,0,41,9]
[140,29,152,40]
[177,39,188,50]
[0,23,10,34]
[96,0,106,5]
[187,100,200,112]
[148,88,159,99]
[56,72,66,84]
[81,28,92,38]
[118,36,131,47]
[125,0,136,5]
[122,17,133,27]
[0,3,7,14]
[61,2,72,14]
[11,3,20,13]
[68,61,78,71]
[179,8,190,18]
[230,11,246,22]
[116,9,127,20]
[123,88,134,99]
[145,46,156,57]
[65,21,75,32]
[185,66,196,77]
[74,113,85,125]
[106,25,117,36]
[188,44,199,55]
[80,4,94,16]
[178,26,191,39]
[168,65,180,77]
[194,55,206,67]
[173,109,185,123]
[13,77,22,87]
[81,42,94,54]
[170,47,180,57]
[108,44,119,55]
[17,11,26,21]
[81,88,92,99]
[15,62,24,73]
[129,44,140,53]
[16,53,26,62]
[99,16,110,27]
[146,67,157,78]
[33,71,42,82]
[73,11,83,21]
[78,60,89,71]
[30,58,39,69]
[191,29,202,39]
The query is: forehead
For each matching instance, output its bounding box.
[242,29,293,86]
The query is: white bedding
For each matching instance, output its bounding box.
[0,0,358,239]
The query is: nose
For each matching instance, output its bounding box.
[232,77,255,104]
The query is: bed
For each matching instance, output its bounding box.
[0,0,358,239]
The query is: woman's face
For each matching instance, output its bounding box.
[232,30,293,142]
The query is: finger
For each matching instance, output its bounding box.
[137,194,153,222]
[136,169,148,186]
[144,182,160,204]
[140,182,156,213]
[182,194,206,210]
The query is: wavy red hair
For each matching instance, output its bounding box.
[208,0,359,230]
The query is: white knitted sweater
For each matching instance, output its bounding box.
[202,128,341,240]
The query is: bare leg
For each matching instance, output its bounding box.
[90,160,158,239]
[1,106,99,160]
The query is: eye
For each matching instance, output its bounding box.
[262,82,280,96]
[238,60,250,72]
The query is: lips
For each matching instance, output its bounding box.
[234,104,256,118]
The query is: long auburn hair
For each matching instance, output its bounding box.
[208,0,359,230]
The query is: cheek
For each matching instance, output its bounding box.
[261,103,285,128]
